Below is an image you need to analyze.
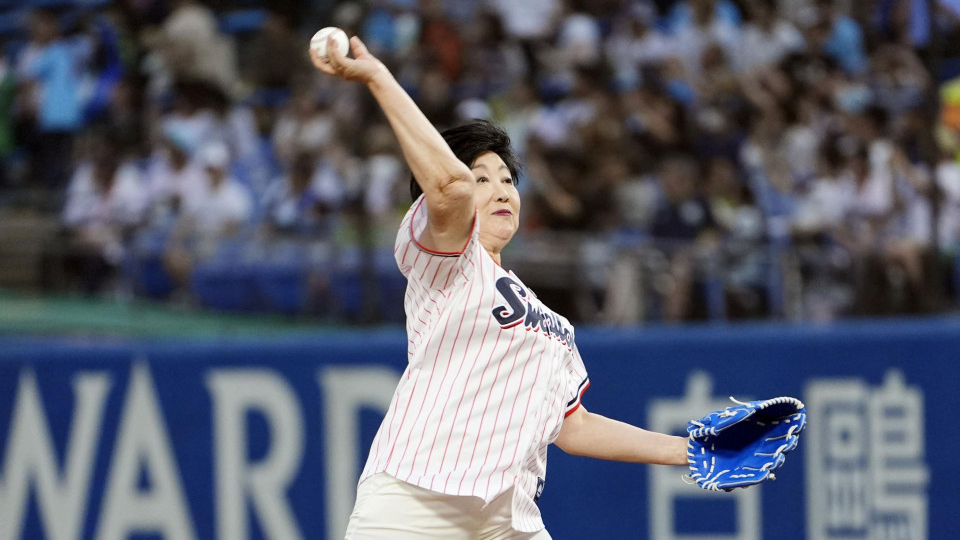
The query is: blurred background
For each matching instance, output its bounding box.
[4,0,960,331]
[0,1,957,540]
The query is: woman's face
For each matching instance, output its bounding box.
[471,151,520,253]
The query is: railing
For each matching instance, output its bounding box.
[506,233,805,324]
[1,209,954,325]
[506,232,952,324]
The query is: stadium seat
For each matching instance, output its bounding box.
[327,247,364,320]
[132,256,175,299]
[189,239,257,312]
[764,240,789,318]
[246,87,291,109]
[953,250,960,307]
[191,262,257,312]
[254,264,306,314]
[0,11,25,37]
[250,242,309,314]
[23,0,80,8]
[127,227,175,299]
[703,271,727,322]
[218,9,266,34]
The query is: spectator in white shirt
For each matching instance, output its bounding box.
[735,0,805,74]
[605,4,672,88]
[144,119,206,225]
[792,142,853,239]
[935,150,960,251]
[163,142,252,292]
[668,0,742,80]
[555,7,602,68]
[359,122,405,223]
[485,0,560,43]
[272,86,337,169]
[832,143,902,315]
[262,151,323,236]
[880,148,934,312]
[58,132,146,293]
[485,0,561,80]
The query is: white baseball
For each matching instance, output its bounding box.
[310,27,349,60]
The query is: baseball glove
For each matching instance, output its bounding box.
[685,396,806,491]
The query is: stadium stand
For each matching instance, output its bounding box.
[3,0,960,326]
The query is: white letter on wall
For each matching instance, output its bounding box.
[207,369,305,540]
[0,370,110,540]
[318,366,398,540]
[95,362,197,540]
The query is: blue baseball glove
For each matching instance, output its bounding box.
[685,396,806,491]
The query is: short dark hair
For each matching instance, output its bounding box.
[410,119,521,201]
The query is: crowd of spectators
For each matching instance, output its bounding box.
[4,0,960,324]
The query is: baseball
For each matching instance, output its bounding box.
[310,27,349,60]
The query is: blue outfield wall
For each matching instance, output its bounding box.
[0,317,957,540]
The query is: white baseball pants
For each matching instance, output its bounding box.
[343,473,553,540]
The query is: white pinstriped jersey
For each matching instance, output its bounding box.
[358,196,590,533]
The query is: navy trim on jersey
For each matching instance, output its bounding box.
[564,378,590,417]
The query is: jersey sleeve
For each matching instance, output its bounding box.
[394,195,480,290]
[562,344,590,417]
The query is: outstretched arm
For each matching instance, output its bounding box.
[310,36,475,252]
[555,406,687,466]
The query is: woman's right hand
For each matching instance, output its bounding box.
[309,35,387,85]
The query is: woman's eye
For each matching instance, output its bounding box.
[477,176,488,183]
[504,178,514,185]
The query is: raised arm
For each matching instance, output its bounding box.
[555,406,688,466]
[310,35,475,252]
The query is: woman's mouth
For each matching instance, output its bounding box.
[493,209,512,216]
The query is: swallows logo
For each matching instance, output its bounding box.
[491,276,574,347]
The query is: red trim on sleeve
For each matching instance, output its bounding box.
[409,197,477,256]
[564,380,590,417]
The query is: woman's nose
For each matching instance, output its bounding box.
[494,182,510,201]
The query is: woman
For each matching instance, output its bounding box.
[311,35,689,540]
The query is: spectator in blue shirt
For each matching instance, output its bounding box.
[816,0,868,74]
[19,9,84,193]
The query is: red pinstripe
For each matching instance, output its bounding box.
[399,238,411,264]
[382,287,451,472]
[434,256,489,492]
[487,339,539,497]
[388,288,457,478]
[428,258,445,288]
[413,276,474,478]
[473,330,526,497]
[411,249,422,274]
[515,360,565,524]
[440,255,458,289]
[455,326,506,494]
[408,276,440,314]
[501,348,545,487]
[418,253,436,282]
[423,278,482,486]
